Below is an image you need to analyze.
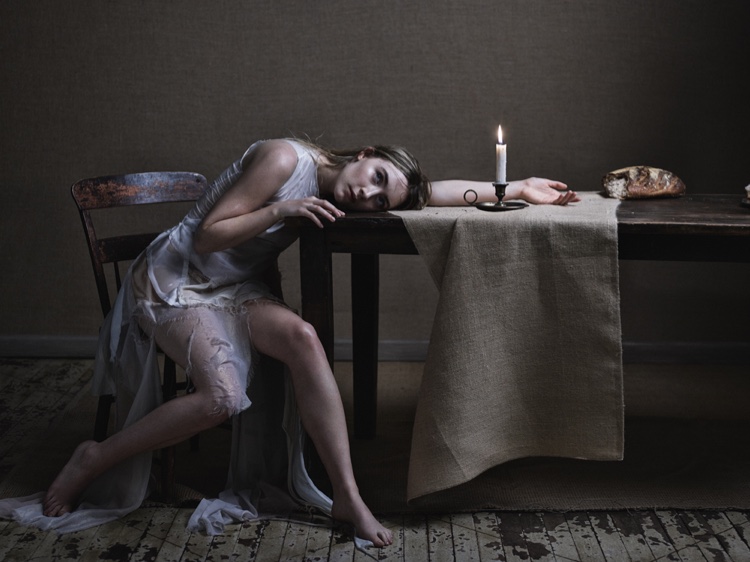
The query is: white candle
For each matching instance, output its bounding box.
[495,125,507,183]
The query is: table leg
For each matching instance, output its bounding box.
[299,229,334,365]
[351,253,379,439]
[297,229,335,490]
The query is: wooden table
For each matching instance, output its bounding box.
[292,194,750,438]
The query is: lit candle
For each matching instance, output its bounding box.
[495,125,507,184]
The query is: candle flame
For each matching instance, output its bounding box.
[497,125,503,144]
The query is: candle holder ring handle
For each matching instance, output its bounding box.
[463,189,479,205]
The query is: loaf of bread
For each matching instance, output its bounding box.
[602,166,685,200]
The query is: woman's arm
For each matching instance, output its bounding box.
[193,140,343,254]
[428,178,579,206]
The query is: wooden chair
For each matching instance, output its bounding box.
[71,171,208,498]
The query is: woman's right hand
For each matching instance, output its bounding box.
[272,196,345,228]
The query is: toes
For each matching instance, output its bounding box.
[43,504,57,517]
[46,503,61,517]
[43,497,54,516]
[375,530,393,547]
[43,494,70,518]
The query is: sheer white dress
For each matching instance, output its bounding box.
[0,139,346,540]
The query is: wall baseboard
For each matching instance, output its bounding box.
[336,339,750,365]
[621,341,750,365]
[0,336,101,358]
[2,336,747,364]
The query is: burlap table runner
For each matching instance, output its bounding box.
[393,192,624,502]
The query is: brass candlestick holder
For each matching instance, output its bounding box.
[464,182,529,212]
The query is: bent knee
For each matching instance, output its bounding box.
[190,385,246,423]
[192,363,249,421]
[284,319,321,353]
[207,383,247,419]
[253,316,322,360]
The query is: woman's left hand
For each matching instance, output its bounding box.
[506,178,579,205]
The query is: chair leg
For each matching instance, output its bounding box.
[162,356,177,401]
[160,355,178,500]
[161,446,176,500]
[185,377,201,452]
[93,395,114,441]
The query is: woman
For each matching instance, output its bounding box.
[35,138,577,547]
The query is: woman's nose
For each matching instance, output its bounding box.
[358,186,377,200]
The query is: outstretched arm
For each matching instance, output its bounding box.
[428,177,579,206]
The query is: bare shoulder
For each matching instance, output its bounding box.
[222,139,302,206]
[244,139,299,180]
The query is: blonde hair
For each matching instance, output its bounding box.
[298,138,431,210]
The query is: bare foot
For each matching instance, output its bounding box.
[43,440,101,517]
[331,492,393,548]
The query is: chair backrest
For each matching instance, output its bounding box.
[71,171,208,317]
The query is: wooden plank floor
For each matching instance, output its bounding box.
[2,358,750,561]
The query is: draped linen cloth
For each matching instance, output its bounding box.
[393,192,624,502]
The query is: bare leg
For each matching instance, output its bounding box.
[43,391,230,516]
[44,311,244,517]
[246,304,393,547]
[44,303,392,547]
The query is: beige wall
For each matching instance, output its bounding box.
[1,1,748,351]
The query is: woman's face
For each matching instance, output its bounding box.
[332,154,409,212]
